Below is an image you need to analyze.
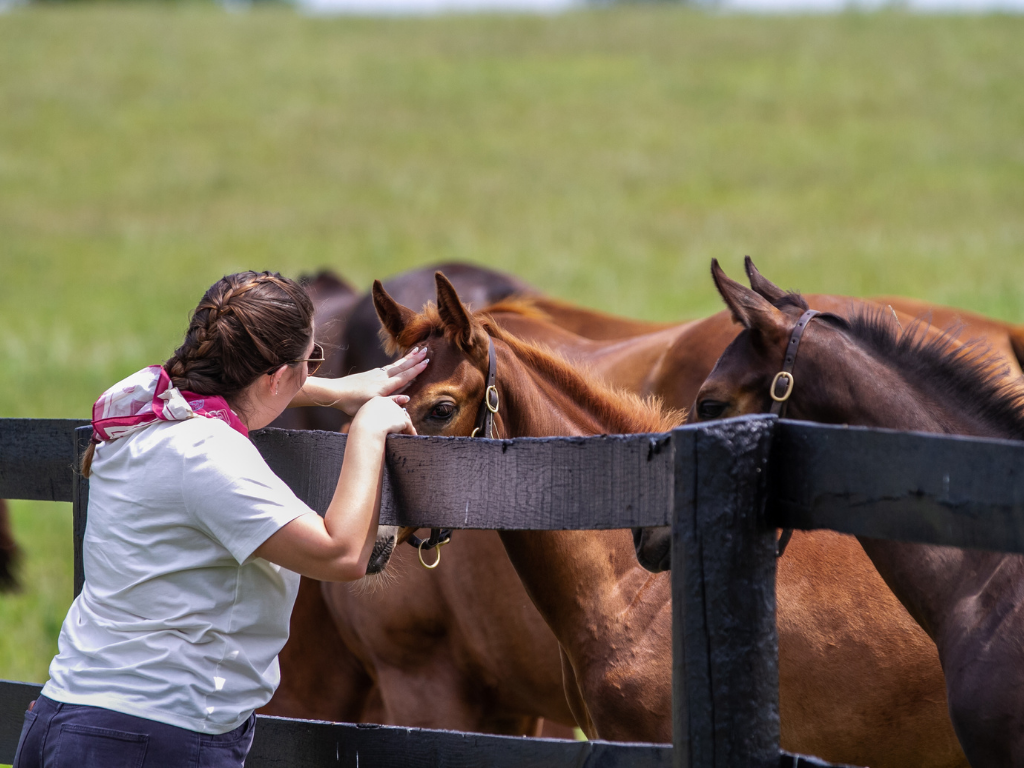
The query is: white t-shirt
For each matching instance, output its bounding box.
[42,417,313,734]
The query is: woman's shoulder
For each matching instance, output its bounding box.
[127,417,254,460]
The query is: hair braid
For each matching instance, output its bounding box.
[164,271,314,403]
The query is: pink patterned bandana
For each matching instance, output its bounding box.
[91,365,249,443]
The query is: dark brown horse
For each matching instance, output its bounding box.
[270,269,361,433]
[371,273,972,767]
[0,499,20,592]
[642,259,1024,767]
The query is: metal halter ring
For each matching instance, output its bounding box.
[770,371,795,403]
[485,385,499,414]
[418,537,448,569]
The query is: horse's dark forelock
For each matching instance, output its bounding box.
[829,304,1024,440]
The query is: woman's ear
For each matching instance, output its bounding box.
[269,365,286,397]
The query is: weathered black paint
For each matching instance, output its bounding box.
[0,680,846,768]
[768,421,1024,554]
[73,426,91,598]
[673,417,779,768]
[250,428,677,529]
[0,419,87,502]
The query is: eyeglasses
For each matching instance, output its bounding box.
[270,343,325,376]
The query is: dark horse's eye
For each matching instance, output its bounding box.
[429,403,456,421]
[696,400,728,421]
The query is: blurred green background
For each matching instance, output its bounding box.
[1,2,1022,686]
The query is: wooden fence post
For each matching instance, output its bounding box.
[72,425,91,599]
[672,415,779,768]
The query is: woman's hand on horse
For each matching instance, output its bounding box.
[292,347,428,415]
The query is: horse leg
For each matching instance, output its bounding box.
[540,719,580,740]
[261,576,373,721]
[374,661,542,736]
[558,646,596,739]
[0,499,21,592]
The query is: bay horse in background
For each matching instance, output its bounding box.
[371,273,973,767]
[655,260,1024,767]
[0,499,20,592]
[270,269,361,434]
[341,261,671,374]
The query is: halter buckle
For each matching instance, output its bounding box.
[770,371,795,403]
[485,385,499,414]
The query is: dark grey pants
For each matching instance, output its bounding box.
[13,695,255,768]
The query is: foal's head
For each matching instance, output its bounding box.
[635,256,1024,572]
[373,271,499,439]
[364,271,503,572]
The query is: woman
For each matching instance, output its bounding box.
[13,271,428,767]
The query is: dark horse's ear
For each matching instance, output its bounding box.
[372,280,418,342]
[712,260,788,339]
[435,272,475,345]
[744,256,787,303]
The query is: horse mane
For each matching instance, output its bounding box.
[478,314,684,435]
[824,302,1024,440]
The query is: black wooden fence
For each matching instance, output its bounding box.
[3,414,1022,767]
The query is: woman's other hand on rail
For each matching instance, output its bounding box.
[351,396,418,438]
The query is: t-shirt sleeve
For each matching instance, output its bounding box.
[181,424,315,564]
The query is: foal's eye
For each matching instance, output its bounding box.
[429,403,456,421]
[696,400,728,420]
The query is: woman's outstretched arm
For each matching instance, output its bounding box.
[253,396,416,581]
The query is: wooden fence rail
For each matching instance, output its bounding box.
[3,414,1023,767]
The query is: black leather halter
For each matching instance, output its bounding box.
[405,337,499,560]
[771,309,819,557]
[769,309,819,418]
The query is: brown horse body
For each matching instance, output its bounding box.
[0,499,20,592]
[269,265,580,738]
[672,260,1024,767]
[322,531,577,735]
[372,274,972,767]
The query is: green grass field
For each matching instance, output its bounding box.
[1,2,1023,687]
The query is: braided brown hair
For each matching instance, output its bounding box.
[164,271,315,401]
[83,271,313,478]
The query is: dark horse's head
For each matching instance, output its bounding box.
[635,256,850,572]
[635,256,1024,572]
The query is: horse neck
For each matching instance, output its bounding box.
[492,339,670,439]
[799,342,1022,648]
[489,339,673,653]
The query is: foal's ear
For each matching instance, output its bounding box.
[744,256,787,303]
[712,260,788,337]
[372,280,418,341]
[435,272,475,344]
